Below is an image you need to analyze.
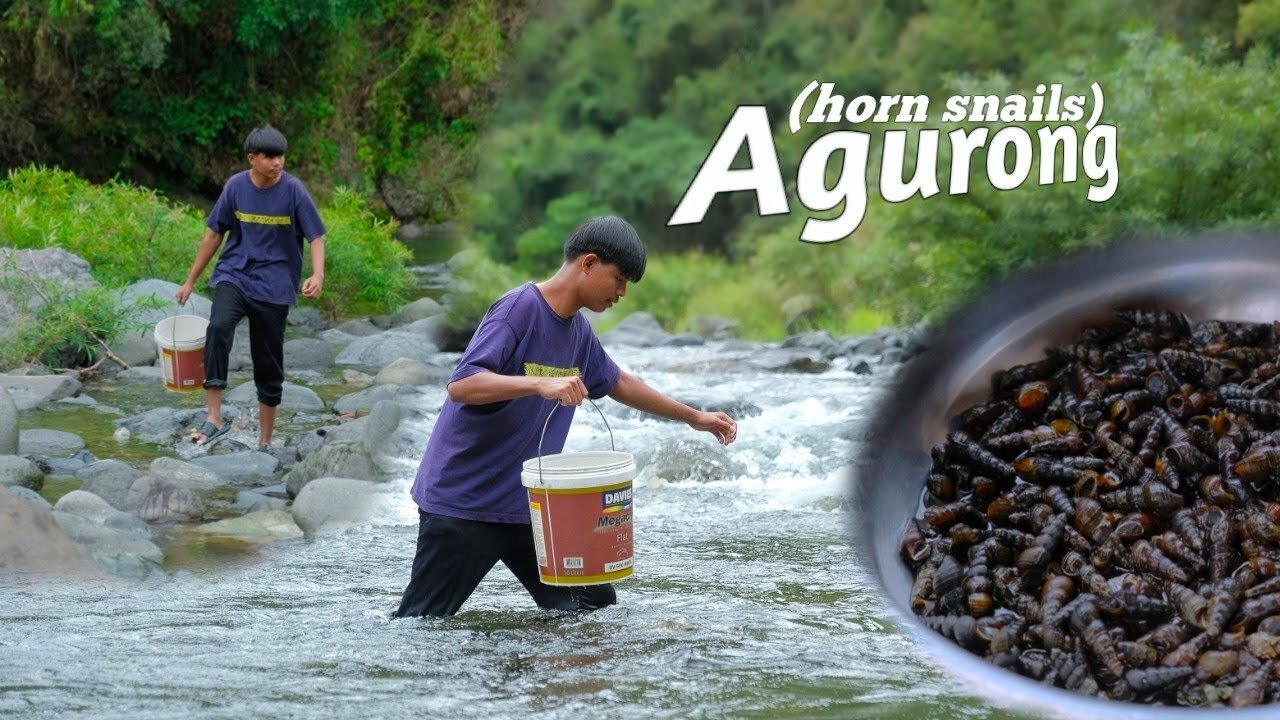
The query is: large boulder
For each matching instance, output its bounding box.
[391,296,445,325]
[126,475,204,523]
[0,455,42,490]
[0,387,17,454]
[282,338,335,372]
[781,330,842,360]
[0,373,82,411]
[334,331,439,367]
[331,384,422,415]
[0,485,100,576]
[54,489,153,538]
[18,428,86,457]
[110,279,213,366]
[188,451,280,487]
[284,443,378,497]
[225,380,325,411]
[599,312,673,347]
[0,247,99,325]
[51,510,164,579]
[114,407,206,444]
[148,457,225,493]
[75,460,147,510]
[373,358,451,387]
[192,510,303,544]
[291,477,386,535]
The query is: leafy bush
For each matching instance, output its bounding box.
[308,187,415,319]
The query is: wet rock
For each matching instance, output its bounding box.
[288,429,327,460]
[54,490,153,538]
[692,315,741,341]
[51,510,163,579]
[334,319,382,337]
[75,460,145,509]
[852,360,873,375]
[126,475,204,523]
[880,346,911,365]
[225,380,325,411]
[399,315,449,348]
[193,509,303,544]
[38,450,96,477]
[282,338,334,371]
[318,328,358,349]
[341,369,375,388]
[782,330,842,359]
[284,442,379,498]
[841,333,887,358]
[637,438,748,485]
[188,451,280,487]
[748,348,831,373]
[114,407,206,444]
[0,387,19,454]
[147,457,224,493]
[233,489,288,513]
[0,486,100,576]
[667,333,704,347]
[332,384,422,415]
[291,477,386,535]
[373,358,450,387]
[7,485,50,510]
[599,312,673,347]
[0,373,82,411]
[334,331,439,367]
[18,428,85,457]
[392,296,445,325]
[287,306,330,334]
[116,366,165,383]
[0,455,42,490]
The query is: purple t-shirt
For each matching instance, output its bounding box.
[207,170,325,307]
[410,283,622,523]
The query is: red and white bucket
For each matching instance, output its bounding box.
[521,402,636,586]
[154,314,207,392]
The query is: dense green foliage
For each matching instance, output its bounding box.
[469,0,1280,334]
[0,166,416,367]
[0,0,531,218]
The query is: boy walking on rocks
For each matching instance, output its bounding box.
[394,215,738,617]
[175,125,326,450]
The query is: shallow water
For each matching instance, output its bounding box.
[1,345,1033,719]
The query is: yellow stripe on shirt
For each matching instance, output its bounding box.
[234,210,292,226]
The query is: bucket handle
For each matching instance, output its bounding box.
[535,397,615,487]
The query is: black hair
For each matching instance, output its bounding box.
[244,125,288,156]
[563,215,647,282]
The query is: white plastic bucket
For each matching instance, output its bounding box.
[154,315,208,392]
[521,450,637,586]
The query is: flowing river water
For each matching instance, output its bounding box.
[1,343,1032,719]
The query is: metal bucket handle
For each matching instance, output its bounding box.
[535,397,615,486]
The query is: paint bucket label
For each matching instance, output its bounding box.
[521,451,637,587]
[154,315,207,392]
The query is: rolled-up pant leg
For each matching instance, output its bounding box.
[203,282,246,390]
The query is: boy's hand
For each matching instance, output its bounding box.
[690,411,737,445]
[175,283,193,306]
[301,275,323,298]
[538,376,588,406]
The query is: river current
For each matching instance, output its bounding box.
[1,343,1029,719]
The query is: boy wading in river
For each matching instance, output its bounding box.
[394,216,738,617]
[175,125,326,451]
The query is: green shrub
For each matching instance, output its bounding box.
[308,187,415,319]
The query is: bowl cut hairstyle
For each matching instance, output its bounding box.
[245,125,288,156]
[563,215,647,282]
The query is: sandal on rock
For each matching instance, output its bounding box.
[193,420,230,446]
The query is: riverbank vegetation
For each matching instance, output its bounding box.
[3,1,1280,355]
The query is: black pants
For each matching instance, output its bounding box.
[204,282,289,407]
[394,511,617,617]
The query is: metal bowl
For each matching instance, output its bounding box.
[851,234,1280,719]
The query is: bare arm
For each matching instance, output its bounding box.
[607,371,737,445]
[301,236,325,299]
[448,370,589,407]
[175,228,225,305]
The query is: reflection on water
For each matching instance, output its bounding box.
[1,346,1036,720]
